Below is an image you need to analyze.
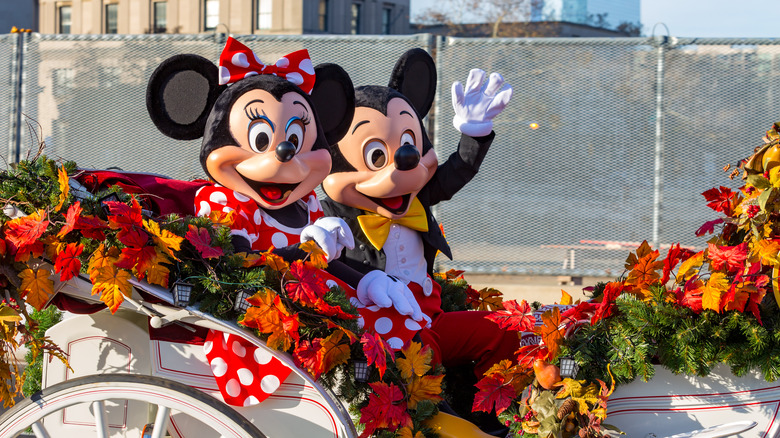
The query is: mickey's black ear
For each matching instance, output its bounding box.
[387,48,436,118]
[310,63,355,145]
[146,54,225,140]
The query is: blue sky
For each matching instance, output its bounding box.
[410,0,778,38]
[642,0,777,38]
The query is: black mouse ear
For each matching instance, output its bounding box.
[310,63,355,145]
[387,48,437,118]
[146,54,225,140]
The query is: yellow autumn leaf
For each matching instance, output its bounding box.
[319,331,351,373]
[144,219,183,261]
[560,290,573,305]
[396,341,433,381]
[407,375,444,409]
[756,239,780,265]
[88,244,119,282]
[18,268,54,310]
[264,251,290,273]
[209,210,235,227]
[676,251,704,283]
[0,306,22,324]
[92,265,132,313]
[299,240,328,269]
[703,272,729,312]
[146,250,171,287]
[54,167,69,212]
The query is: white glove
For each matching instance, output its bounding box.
[357,270,424,322]
[452,69,513,137]
[300,217,355,262]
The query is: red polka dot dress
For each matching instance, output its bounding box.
[194,184,324,250]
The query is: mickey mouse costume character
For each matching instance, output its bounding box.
[321,48,517,377]
[145,37,416,406]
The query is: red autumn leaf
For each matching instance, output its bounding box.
[314,299,357,320]
[485,299,536,332]
[5,211,48,249]
[702,186,735,215]
[75,214,108,240]
[591,282,624,324]
[115,246,157,279]
[676,277,704,314]
[515,344,549,369]
[57,202,83,237]
[695,218,724,237]
[361,332,393,378]
[293,339,325,379]
[54,242,84,281]
[185,224,224,259]
[708,242,748,273]
[105,198,143,228]
[359,382,411,438]
[661,244,695,284]
[747,274,769,324]
[285,260,328,306]
[117,227,149,248]
[472,374,516,415]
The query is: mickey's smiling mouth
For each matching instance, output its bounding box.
[367,194,411,215]
[241,175,299,205]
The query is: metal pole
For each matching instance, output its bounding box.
[651,36,667,248]
[8,32,24,164]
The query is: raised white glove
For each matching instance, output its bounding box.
[300,217,355,262]
[356,270,424,322]
[452,69,513,137]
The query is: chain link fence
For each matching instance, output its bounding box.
[2,33,778,276]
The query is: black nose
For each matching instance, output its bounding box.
[275,141,296,162]
[394,144,420,171]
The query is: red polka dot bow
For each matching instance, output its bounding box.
[205,329,293,406]
[218,36,316,94]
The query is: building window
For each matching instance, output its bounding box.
[58,5,72,34]
[256,0,271,30]
[153,1,167,33]
[204,0,219,31]
[350,3,361,35]
[105,3,118,34]
[381,6,392,34]
[317,0,328,32]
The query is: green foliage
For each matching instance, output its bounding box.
[22,306,63,396]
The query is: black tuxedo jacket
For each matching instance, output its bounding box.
[322,132,495,277]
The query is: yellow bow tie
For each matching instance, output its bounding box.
[357,198,429,250]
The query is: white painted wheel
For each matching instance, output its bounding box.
[0,374,265,438]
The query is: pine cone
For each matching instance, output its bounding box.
[557,398,578,420]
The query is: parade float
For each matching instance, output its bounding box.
[2,42,780,438]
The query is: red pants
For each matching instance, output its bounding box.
[419,310,520,377]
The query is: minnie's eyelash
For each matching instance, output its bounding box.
[245,106,264,120]
[299,112,311,125]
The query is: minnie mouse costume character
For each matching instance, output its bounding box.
[321,48,517,376]
[145,37,413,406]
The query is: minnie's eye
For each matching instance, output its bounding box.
[286,121,304,151]
[363,141,388,170]
[248,121,273,153]
[400,131,415,147]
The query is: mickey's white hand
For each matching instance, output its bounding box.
[357,270,424,321]
[300,217,355,262]
[452,69,513,137]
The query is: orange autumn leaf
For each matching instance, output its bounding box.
[327,320,359,344]
[397,428,426,438]
[209,210,235,227]
[626,251,663,288]
[92,265,133,313]
[18,268,54,310]
[57,201,82,237]
[241,252,264,268]
[144,219,183,260]
[262,249,289,273]
[5,210,48,249]
[676,250,704,283]
[473,287,504,311]
[319,331,351,373]
[241,290,296,351]
[537,307,564,358]
[407,374,444,409]
[54,167,69,212]
[299,240,328,269]
[396,341,433,381]
[444,269,465,280]
[703,272,730,312]
[624,240,654,270]
[88,244,120,283]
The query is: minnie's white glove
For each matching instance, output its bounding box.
[452,69,513,137]
[300,217,355,262]
[357,270,424,322]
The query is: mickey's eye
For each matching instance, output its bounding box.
[363,141,388,170]
[286,120,305,152]
[400,130,416,147]
[248,120,273,153]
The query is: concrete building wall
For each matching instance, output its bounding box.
[38,0,410,34]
